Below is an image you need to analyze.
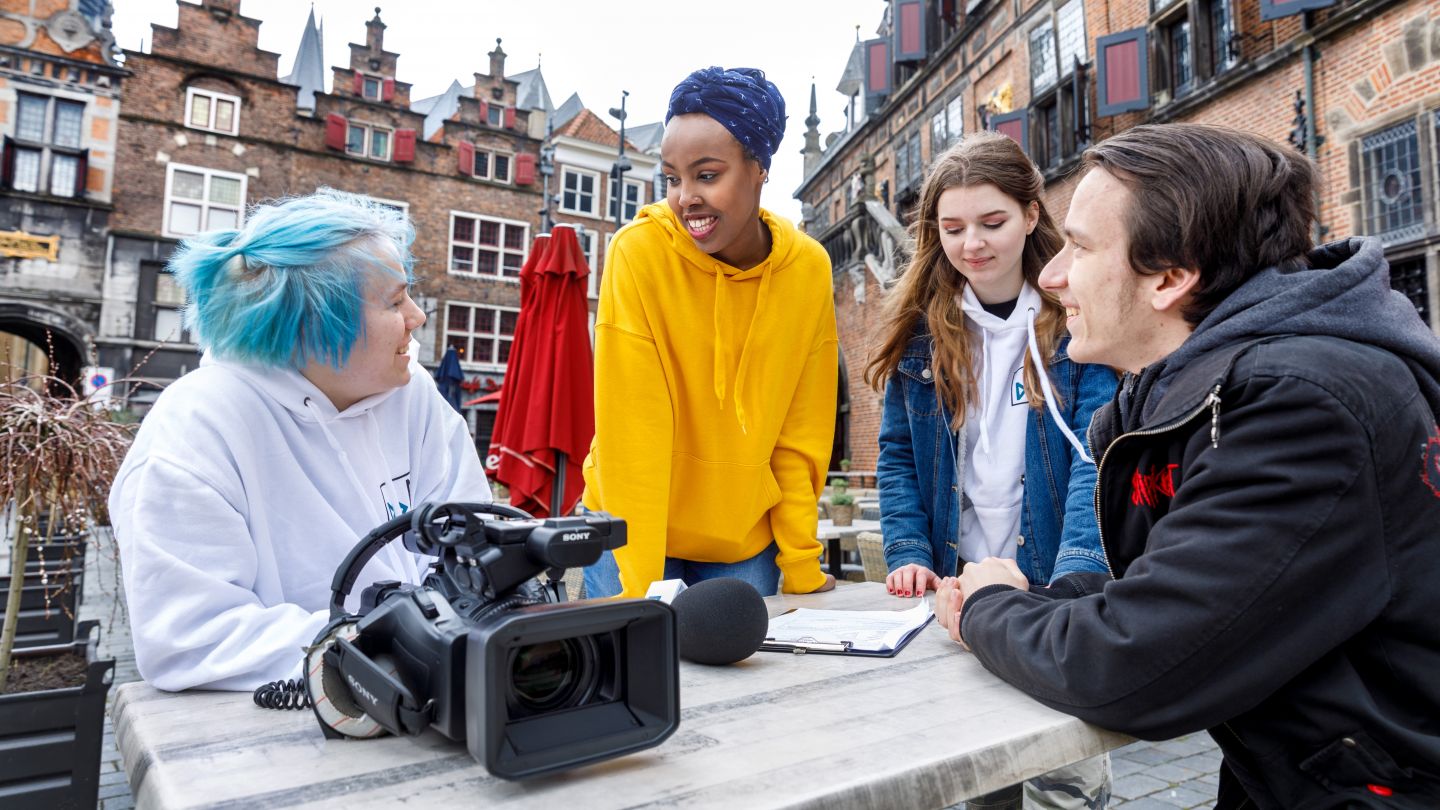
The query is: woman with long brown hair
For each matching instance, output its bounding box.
[867,132,1116,806]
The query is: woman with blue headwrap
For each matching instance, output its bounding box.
[109,191,491,692]
[580,67,839,599]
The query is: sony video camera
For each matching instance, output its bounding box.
[303,501,679,779]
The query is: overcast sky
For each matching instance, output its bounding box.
[110,1,885,223]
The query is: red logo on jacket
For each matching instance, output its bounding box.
[1131,463,1181,508]
[1423,425,1440,499]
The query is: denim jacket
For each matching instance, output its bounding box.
[877,329,1117,585]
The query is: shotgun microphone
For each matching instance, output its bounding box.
[669,578,769,665]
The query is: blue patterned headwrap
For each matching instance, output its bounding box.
[666,67,787,171]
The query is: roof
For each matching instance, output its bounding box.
[281,8,326,110]
[626,121,664,153]
[510,67,553,113]
[555,107,637,151]
[552,92,584,130]
[413,79,466,139]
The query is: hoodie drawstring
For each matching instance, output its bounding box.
[976,327,993,458]
[1026,307,1095,464]
[712,260,773,434]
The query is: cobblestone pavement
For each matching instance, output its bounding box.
[78,547,1222,809]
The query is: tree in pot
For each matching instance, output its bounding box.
[1,372,133,808]
[827,477,856,527]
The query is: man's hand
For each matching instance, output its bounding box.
[959,557,1029,599]
[811,573,837,593]
[934,576,968,650]
[886,563,940,597]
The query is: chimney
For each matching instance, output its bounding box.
[366,7,386,52]
[488,38,506,80]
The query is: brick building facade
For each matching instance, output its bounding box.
[0,0,124,387]
[797,0,1440,473]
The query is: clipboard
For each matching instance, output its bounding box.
[758,611,933,657]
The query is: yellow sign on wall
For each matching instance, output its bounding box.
[0,230,60,261]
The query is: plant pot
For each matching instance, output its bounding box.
[830,503,855,527]
[0,620,115,810]
[1,550,86,650]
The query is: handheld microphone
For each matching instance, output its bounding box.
[669,578,769,665]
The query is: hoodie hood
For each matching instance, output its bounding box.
[634,201,801,431]
[1146,238,1440,423]
[199,337,421,421]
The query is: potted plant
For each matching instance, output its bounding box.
[828,477,856,527]
[839,458,852,473]
[1,372,133,809]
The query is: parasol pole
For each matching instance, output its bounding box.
[551,452,567,516]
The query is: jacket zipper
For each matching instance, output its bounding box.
[1093,384,1224,578]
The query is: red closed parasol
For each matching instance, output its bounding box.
[486,225,595,517]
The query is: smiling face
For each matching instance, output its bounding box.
[302,247,426,411]
[936,182,1038,305]
[1039,168,1160,373]
[661,113,769,270]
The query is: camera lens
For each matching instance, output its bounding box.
[511,639,583,711]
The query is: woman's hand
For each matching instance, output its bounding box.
[886,563,941,597]
[934,576,967,649]
[811,573,837,593]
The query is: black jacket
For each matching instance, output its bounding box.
[961,239,1440,810]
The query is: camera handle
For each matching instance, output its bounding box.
[327,501,533,618]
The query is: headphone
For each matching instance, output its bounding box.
[304,502,534,739]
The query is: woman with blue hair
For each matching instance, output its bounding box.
[109,190,490,691]
[580,67,838,599]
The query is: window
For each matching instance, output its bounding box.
[185,87,240,135]
[345,122,392,161]
[1152,0,1233,104]
[572,227,599,297]
[487,105,504,127]
[931,94,963,155]
[5,93,87,197]
[163,164,246,237]
[445,303,519,367]
[472,148,512,183]
[560,167,600,217]
[1388,255,1431,324]
[1206,0,1238,76]
[607,178,644,223]
[363,75,382,100]
[1029,1,1090,171]
[1360,120,1425,245]
[449,212,528,280]
[136,262,194,343]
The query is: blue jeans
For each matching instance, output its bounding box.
[582,544,781,598]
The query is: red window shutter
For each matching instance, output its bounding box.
[894,0,926,61]
[382,78,395,101]
[1096,28,1150,116]
[504,106,516,130]
[1,137,14,188]
[74,149,89,197]
[515,153,535,185]
[865,38,891,96]
[352,73,365,96]
[991,110,1028,151]
[457,140,474,175]
[324,114,347,150]
[394,129,416,162]
[479,101,489,124]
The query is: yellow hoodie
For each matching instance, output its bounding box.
[581,202,838,598]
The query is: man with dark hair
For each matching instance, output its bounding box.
[936,123,1440,808]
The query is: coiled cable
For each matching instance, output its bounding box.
[253,677,312,710]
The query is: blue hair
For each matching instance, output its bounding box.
[168,189,415,369]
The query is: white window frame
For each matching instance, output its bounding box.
[444,301,520,371]
[9,91,87,198]
[162,162,248,238]
[345,121,393,161]
[591,230,616,299]
[448,210,528,283]
[486,104,505,127]
[473,148,513,184]
[559,167,601,217]
[184,86,241,136]
[607,177,645,223]
[362,74,383,101]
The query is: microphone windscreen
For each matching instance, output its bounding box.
[670,578,769,665]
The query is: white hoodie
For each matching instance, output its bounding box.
[109,342,490,691]
[956,283,1041,565]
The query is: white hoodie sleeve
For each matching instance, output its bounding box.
[111,453,327,692]
[411,384,493,506]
